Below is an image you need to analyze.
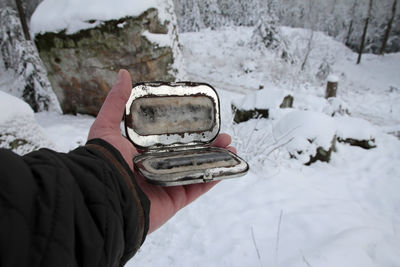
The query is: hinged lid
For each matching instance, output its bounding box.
[125,82,220,150]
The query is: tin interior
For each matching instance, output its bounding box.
[131,95,215,136]
[125,83,220,149]
[134,147,249,186]
[141,149,239,174]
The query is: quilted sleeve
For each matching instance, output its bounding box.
[0,138,150,267]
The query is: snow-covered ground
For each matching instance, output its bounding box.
[1,25,400,266]
[127,27,400,267]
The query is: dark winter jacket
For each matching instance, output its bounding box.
[0,138,150,267]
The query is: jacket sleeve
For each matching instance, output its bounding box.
[0,138,150,267]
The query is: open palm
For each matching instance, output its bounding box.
[88,69,236,233]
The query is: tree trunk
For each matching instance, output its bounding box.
[357,0,373,64]
[326,81,338,98]
[301,0,314,71]
[23,0,43,22]
[345,0,358,46]
[345,20,353,46]
[379,0,397,55]
[14,0,30,40]
[301,29,314,71]
[325,75,339,98]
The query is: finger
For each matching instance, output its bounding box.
[93,69,132,132]
[211,133,232,148]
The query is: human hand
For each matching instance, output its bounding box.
[88,69,139,168]
[88,69,237,234]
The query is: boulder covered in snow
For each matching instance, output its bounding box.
[0,7,61,113]
[231,87,293,123]
[0,91,55,155]
[31,0,182,115]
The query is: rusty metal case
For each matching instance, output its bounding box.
[124,82,249,186]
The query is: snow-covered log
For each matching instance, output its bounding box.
[231,88,293,123]
[335,116,377,149]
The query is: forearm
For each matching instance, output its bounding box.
[0,139,149,266]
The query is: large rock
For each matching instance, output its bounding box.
[34,8,178,115]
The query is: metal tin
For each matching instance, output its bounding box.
[125,82,249,186]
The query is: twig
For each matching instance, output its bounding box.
[251,226,262,267]
[266,125,300,156]
[267,137,294,156]
[244,117,262,153]
[275,210,284,264]
[302,255,313,267]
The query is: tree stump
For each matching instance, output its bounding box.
[325,75,339,99]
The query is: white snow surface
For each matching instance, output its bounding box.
[141,31,171,47]
[127,26,400,267]
[232,87,290,110]
[335,116,378,141]
[274,110,337,158]
[0,91,55,154]
[0,91,33,123]
[31,0,160,35]
[1,24,400,267]
[327,74,339,83]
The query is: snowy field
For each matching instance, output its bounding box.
[124,27,400,267]
[1,25,400,266]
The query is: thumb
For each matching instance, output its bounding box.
[91,69,132,133]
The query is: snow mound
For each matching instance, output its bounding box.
[0,91,34,124]
[336,116,377,142]
[322,97,351,117]
[0,91,55,154]
[272,110,378,164]
[273,110,336,163]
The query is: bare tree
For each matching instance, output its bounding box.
[357,0,374,64]
[23,0,43,22]
[301,0,316,70]
[380,0,398,54]
[345,0,358,46]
